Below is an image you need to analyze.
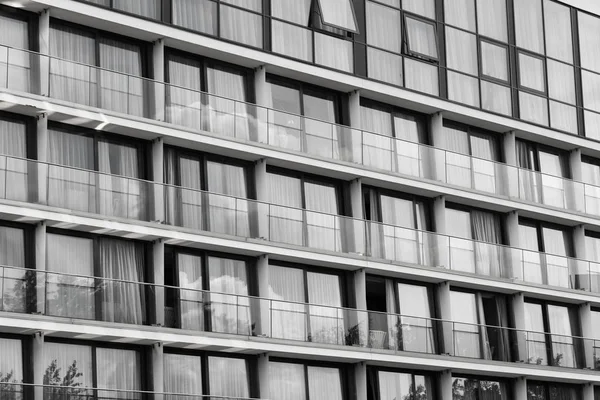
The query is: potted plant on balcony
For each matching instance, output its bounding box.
[345,323,362,346]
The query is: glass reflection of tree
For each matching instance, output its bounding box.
[1,270,31,313]
[0,371,22,400]
[43,360,91,400]
[452,379,503,400]
[404,384,429,400]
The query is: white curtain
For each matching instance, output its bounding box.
[316,0,356,31]
[0,119,27,202]
[449,291,481,358]
[307,272,343,345]
[514,0,544,54]
[304,181,340,251]
[177,253,204,331]
[446,208,477,274]
[544,0,573,63]
[208,357,249,398]
[578,12,600,73]
[538,150,569,210]
[472,210,503,278]
[385,279,397,350]
[361,106,394,171]
[405,59,439,96]
[172,0,217,35]
[206,161,249,236]
[47,128,96,212]
[366,2,401,52]
[208,257,251,335]
[307,366,343,400]
[547,305,576,368]
[43,343,93,389]
[0,338,23,385]
[164,151,203,230]
[481,81,512,116]
[220,4,262,48]
[476,0,507,41]
[46,234,95,320]
[98,141,145,220]
[583,161,600,216]
[271,0,312,62]
[113,0,161,19]
[206,66,250,139]
[0,226,26,313]
[269,361,305,400]
[96,348,141,399]
[394,114,426,177]
[49,25,96,107]
[542,227,571,288]
[268,265,306,341]
[519,223,544,285]
[524,302,548,365]
[302,93,338,159]
[99,238,146,325]
[98,38,144,116]
[314,33,353,73]
[166,56,203,130]
[519,91,549,126]
[397,283,435,353]
[470,134,499,194]
[405,17,438,59]
[164,353,203,400]
[379,195,423,265]
[0,15,30,93]
[266,83,303,151]
[441,125,471,188]
[266,173,303,245]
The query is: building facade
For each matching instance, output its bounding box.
[0,0,600,399]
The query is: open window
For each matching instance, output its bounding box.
[314,0,358,33]
[404,15,438,61]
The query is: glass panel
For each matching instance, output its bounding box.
[206,65,250,139]
[367,48,403,86]
[172,0,217,35]
[403,0,435,19]
[514,0,544,54]
[269,265,306,340]
[268,361,305,400]
[476,0,507,42]
[541,226,570,287]
[446,208,476,274]
[405,58,438,95]
[113,0,161,19]
[448,72,480,108]
[307,272,343,345]
[519,53,545,92]
[585,111,600,141]
[519,91,549,126]
[583,163,600,216]
[206,161,249,235]
[0,338,23,386]
[361,106,393,171]
[378,371,413,400]
[208,257,251,335]
[271,0,311,24]
[220,4,262,48]
[0,118,26,157]
[0,226,26,313]
[547,305,576,368]
[578,12,600,73]
[481,81,511,116]
[524,302,548,365]
[397,283,433,353]
[303,93,338,159]
[222,0,262,12]
[208,357,249,398]
[316,0,357,32]
[544,0,573,63]
[0,15,28,49]
[315,33,353,73]
[266,173,303,245]
[96,348,141,399]
[538,151,568,209]
[548,60,576,104]
[271,21,312,62]
[268,83,303,151]
[481,41,508,81]
[444,0,475,31]
[366,2,401,52]
[405,17,438,60]
[307,366,343,400]
[177,253,204,330]
[450,291,480,358]
[582,70,600,112]
[446,27,477,75]
[46,234,94,320]
[304,181,340,251]
[164,354,203,399]
[43,343,93,389]
[520,224,544,284]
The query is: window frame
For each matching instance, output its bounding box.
[515,138,571,178]
[0,5,40,52]
[445,202,506,245]
[451,374,512,400]
[518,217,573,256]
[359,98,430,143]
[0,220,35,313]
[314,0,359,34]
[442,120,503,161]
[403,13,439,62]
[0,110,37,159]
[362,185,432,230]
[478,37,510,84]
[516,50,548,95]
[366,365,436,400]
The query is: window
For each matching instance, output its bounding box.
[367,367,434,400]
[269,261,346,345]
[440,122,501,193]
[527,382,581,400]
[583,232,600,292]
[516,140,572,209]
[48,21,148,116]
[164,248,254,334]
[82,0,161,20]
[172,0,262,48]
[366,276,435,353]
[524,301,581,368]
[578,12,600,140]
[0,223,30,314]
[518,219,573,288]
[266,77,344,159]
[449,290,510,360]
[0,337,25,388]
[445,205,504,277]
[0,112,32,202]
[365,0,439,94]
[43,341,143,397]
[164,352,256,399]
[363,187,430,265]
[163,146,252,235]
[165,50,254,139]
[443,0,511,114]
[582,157,600,216]
[45,231,147,324]
[270,359,347,400]
[265,167,344,251]
[0,9,33,92]
[46,123,149,220]
[360,100,429,176]
[452,376,510,400]
[270,0,356,72]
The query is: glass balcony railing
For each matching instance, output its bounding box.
[1,264,599,370]
[1,154,600,293]
[0,382,257,400]
[0,45,597,217]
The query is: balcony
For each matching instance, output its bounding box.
[0,45,597,219]
[1,264,598,371]
[1,155,600,293]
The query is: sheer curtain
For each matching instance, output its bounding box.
[0,226,26,313]
[450,291,481,358]
[397,283,434,353]
[0,338,23,384]
[98,141,145,220]
[514,0,545,54]
[542,227,571,288]
[219,3,262,48]
[167,56,203,130]
[539,151,569,209]
[268,265,306,341]
[0,119,27,202]
[365,1,402,85]
[99,238,146,325]
[207,257,251,335]
[307,366,343,400]
[394,113,427,178]
[164,152,203,230]
[46,234,94,320]
[379,196,422,264]
[113,0,161,19]
[446,208,476,273]
[307,272,343,345]
[516,140,542,203]
[378,371,412,400]
[519,224,544,284]
[303,94,338,159]
[47,129,95,212]
[164,353,203,400]
[441,125,471,188]
[0,15,30,92]
[43,343,93,392]
[361,106,394,171]
[206,66,250,139]
[177,253,204,331]
[96,348,141,399]
[476,294,492,360]
[270,0,312,62]
[470,134,499,194]
[547,305,576,368]
[304,181,340,251]
[269,361,305,400]
[206,161,249,236]
[49,25,97,106]
[385,279,397,350]
[208,357,249,398]
[266,173,303,245]
[172,0,217,35]
[472,210,503,278]
[267,83,303,152]
[98,38,144,116]
[524,302,548,365]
